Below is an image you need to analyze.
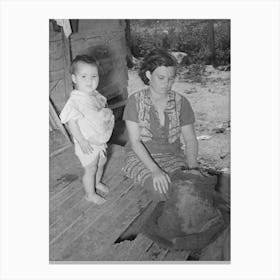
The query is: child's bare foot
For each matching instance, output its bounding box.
[96,182,109,193]
[85,193,106,205]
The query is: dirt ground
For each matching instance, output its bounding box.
[127,66,230,172]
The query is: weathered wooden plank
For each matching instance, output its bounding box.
[49,70,64,83]
[161,249,191,261]
[49,144,123,198]
[49,148,82,194]
[50,173,80,207]
[49,40,63,58]
[96,189,149,235]
[122,234,154,261]
[49,20,62,42]
[49,186,84,226]
[49,170,81,197]
[50,143,73,159]
[56,186,149,261]
[49,103,59,129]
[49,144,129,259]
[70,37,104,58]
[49,173,127,241]
[49,41,64,72]
[50,149,121,205]
[49,80,62,95]
[50,165,122,214]
[140,242,169,261]
[50,158,122,209]
[61,33,72,101]
[105,240,133,261]
[49,59,64,73]
[49,178,135,260]
[50,195,94,243]
[93,202,152,261]
[49,144,125,226]
[49,31,62,42]
[70,22,125,41]
[113,198,155,243]
[49,100,72,142]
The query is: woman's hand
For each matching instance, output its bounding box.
[151,166,171,194]
[78,139,94,154]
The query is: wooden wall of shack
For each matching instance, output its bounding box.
[49,19,128,132]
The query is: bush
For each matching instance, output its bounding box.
[130,20,230,66]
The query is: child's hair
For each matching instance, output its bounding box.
[70,54,98,74]
[139,49,178,85]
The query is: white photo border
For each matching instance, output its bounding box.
[0,0,279,279]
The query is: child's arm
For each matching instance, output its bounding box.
[67,119,94,154]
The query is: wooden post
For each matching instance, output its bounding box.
[207,20,216,66]
[49,98,72,143]
[61,30,73,102]
[125,19,134,68]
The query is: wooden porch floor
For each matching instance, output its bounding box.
[49,144,191,262]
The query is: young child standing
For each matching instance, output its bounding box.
[60,55,115,205]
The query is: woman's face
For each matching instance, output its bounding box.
[146,66,176,96]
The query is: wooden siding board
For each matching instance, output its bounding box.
[70,21,125,41]
[49,19,128,116]
[49,41,64,71]
[61,34,73,101]
[49,100,71,142]
[49,71,64,83]
[78,20,124,33]
[49,83,67,113]
[69,21,128,103]
[49,80,63,96]
[49,21,62,42]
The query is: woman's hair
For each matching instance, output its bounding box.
[70,54,98,74]
[138,49,178,85]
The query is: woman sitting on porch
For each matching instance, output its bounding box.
[122,49,200,201]
[122,49,230,258]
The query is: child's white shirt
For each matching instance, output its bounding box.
[60,90,114,144]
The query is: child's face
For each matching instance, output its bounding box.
[146,66,176,96]
[72,62,99,94]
